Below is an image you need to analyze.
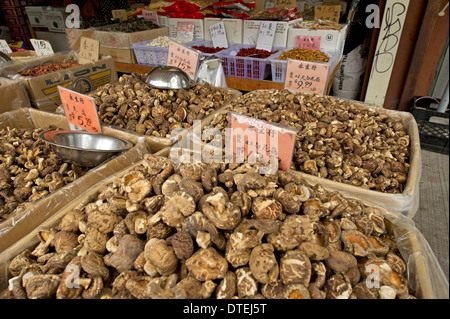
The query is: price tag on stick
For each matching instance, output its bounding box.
[79,37,99,64]
[30,39,54,56]
[167,41,199,79]
[0,40,12,54]
[141,9,159,25]
[58,86,102,134]
[228,112,299,173]
[210,22,228,48]
[177,22,194,42]
[284,59,330,95]
[256,21,277,52]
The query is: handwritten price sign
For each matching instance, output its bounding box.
[79,37,99,64]
[30,39,54,56]
[0,40,12,54]
[315,5,341,23]
[177,22,194,42]
[58,86,102,134]
[284,59,330,95]
[296,36,321,50]
[141,9,159,25]
[167,41,199,79]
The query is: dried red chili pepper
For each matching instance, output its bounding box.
[236,48,278,59]
[192,45,227,54]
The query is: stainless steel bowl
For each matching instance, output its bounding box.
[39,130,134,167]
[144,66,193,90]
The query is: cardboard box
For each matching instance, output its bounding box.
[0,78,30,113]
[95,27,169,49]
[203,18,243,44]
[286,23,348,53]
[243,18,302,47]
[0,108,152,254]
[3,52,118,112]
[167,18,204,40]
[100,46,137,64]
[24,6,48,27]
[44,9,67,33]
[65,28,96,51]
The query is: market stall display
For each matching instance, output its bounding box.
[0,154,446,299]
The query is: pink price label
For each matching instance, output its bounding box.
[167,41,199,79]
[284,59,330,96]
[142,9,158,25]
[296,36,321,50]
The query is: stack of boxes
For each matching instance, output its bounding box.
[1,0,33,49]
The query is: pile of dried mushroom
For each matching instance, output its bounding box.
[1,154,416,299]
[0,127,90,223]
[88,73,236,139]
[205,90,411,194]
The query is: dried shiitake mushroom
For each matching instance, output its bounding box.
[1,157,417,299]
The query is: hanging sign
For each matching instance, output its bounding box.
[58,86,102,134]
[256,21,277,51]
[296,36,321,50]
[228,112,299,172]
[167,41,199,79]
[284,58,330,95]
[314,5,341,23]
[30,39,54,56]
[79,37,100,64]
[210,22,228,48]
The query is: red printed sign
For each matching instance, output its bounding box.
[58,86,102,134]
[228,112,299,172]
[284,59,330,96]
[167,41,199,79]
[142,9,159,25]
[296,36,321,50]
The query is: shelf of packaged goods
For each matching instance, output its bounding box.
[114,59,342,94]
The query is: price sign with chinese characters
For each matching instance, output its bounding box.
[0,40,12,54]
[58,86,102,134]
[228,112,299,173]
[210,22,228,48]
[256,21,277,52]
[79,37,99,64]
[314,5,341,23]
[296,36,321,50]
[167,41,199,79]
[177,22,194,42]
[30,39,54,56]
[141,9,159,25]
[284,59,330,95]
[112,9,127,21]
[274,0,296,8]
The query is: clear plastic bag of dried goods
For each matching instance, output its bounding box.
[196,56,228,88]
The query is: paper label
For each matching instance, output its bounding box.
[296,36,321,50]
[45,10,65,32]
[0,40,12,54]
[142,9,159,25]
[228,112,298,172]
[284,58,330,95]
[79,37,100,64]
[315,5,341,23]
[177,22,194,41]
[167,41,199,79]
[210,22,228,48]
[256,21,277,51]
[58,86,102,134]
[112,9,127,21]
[274,0,297,8]
[30,39,54,56]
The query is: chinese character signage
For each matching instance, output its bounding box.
[314,5,341,23]
[58,86,102,134]
[256,21,277,52]
[30,39,54,56]
[177,22,194,42]
[284,59,330,95]
[167,41,199,79]
[296,36,321,50]
[210,22,228,48]
[79,37,99,64]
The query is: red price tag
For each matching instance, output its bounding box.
[167,41,199,79]
[228,112,299,172]
[296,36,321,50]
[58,86,102,134]
[284,59,330,96]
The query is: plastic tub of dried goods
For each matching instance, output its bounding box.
[216,44,285,80]
[268,48,341,83]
